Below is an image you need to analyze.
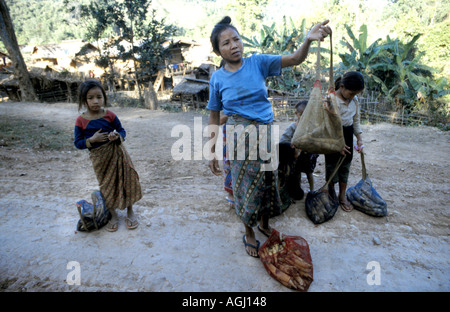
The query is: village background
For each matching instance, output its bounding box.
[0,0,449,293]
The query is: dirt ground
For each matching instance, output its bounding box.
[0,101,449,292]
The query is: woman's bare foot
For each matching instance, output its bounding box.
[243,226,259,257]
[257,224,272,238]
[257,214,272,238]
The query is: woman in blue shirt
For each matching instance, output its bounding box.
[207,16,331,257]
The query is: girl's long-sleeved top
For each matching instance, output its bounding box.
[336,95,362,135]
[74,109,126,150]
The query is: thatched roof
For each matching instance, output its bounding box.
[162,39,201,50]
[172,78,209,95]
[31,40,97,60]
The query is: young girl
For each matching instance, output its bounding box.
[207,16,331,257]
[74,79,142,232]
[325,71,365,212]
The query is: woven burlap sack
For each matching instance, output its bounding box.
[291,34,345,154]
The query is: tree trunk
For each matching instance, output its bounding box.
[144,84,158,110]
[0,0,37,102]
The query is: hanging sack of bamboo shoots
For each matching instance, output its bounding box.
[258,229,313,291]
[305,155,345,224]
[346,151,387,217]
[291,33,345,154]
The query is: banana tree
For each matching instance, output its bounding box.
[338,25,449,111]
[241,17,306,55]
[336,24,385,90]
[370,34,440,109]
[240,23,276,55]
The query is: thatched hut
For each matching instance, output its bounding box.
[29,39,102,78]
[0,66,82,102]
[171,78,209,108]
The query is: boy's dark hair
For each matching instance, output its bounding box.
[78,79,108,111]
[210,16,240,56]
[295,100,308,111]
[335,71,365,91]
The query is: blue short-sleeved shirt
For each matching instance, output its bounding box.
[207,54,282,123]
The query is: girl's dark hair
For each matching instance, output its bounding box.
[335,71,365,91]
[295,100,308,110]
[78,79,108,111]
[210,16,240,55]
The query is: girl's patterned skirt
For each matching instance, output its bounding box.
[89,140,142,210]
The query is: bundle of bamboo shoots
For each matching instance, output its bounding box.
[259,230,313,291]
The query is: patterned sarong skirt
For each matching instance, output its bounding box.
[226,115,287,227]
[89,141,142,210]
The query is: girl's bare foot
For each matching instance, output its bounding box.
[106,218,118,232]
[106,209,119,232]
[126,207,139,229]
[339,198,354,212]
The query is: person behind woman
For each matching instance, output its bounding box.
[220,113,235,209]
[278,100,319,199]
[207,16,331,257]
[325,71,365,212]
[74,79,142,231]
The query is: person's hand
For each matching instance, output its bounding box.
[90,129,108,143]
[209,157,222,176]
[307,20,332,42]
[340,144,351,156]
[108,130,120,141]
[355,140,364,153]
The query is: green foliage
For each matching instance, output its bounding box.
[5,0,87,45]
[64,0,177,105]
[241,16,306,55]
[103,0,177,76]
[371,34,448,110]
[337,23,449,125]
[225,0,269,35]
[338,25,382,71]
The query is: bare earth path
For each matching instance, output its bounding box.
[0,101,449,292]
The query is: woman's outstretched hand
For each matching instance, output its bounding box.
[307,20,332,42]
